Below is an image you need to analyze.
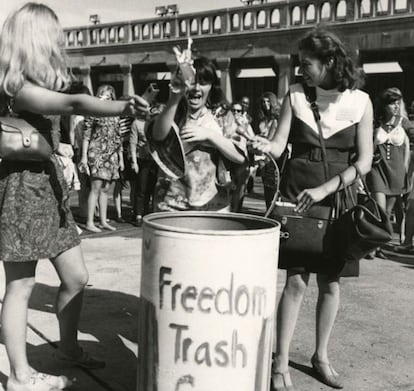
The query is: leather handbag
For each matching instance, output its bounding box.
[265,85,335,265]
[333,166,393,263]
[0,116,53,161]
[271,200,335,256]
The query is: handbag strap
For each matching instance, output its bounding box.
[302,83,330,181]
[338,164,382,218]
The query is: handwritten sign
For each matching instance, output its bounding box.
[138,213,279,391]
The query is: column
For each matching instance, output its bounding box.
[78,65,93,94]
[216,57,233,103]
[121,64,135,96]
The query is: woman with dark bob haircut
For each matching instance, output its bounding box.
[367,87,414,257]
[148,56,246,212]
[251,29,374,390]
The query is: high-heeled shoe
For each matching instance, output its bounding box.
[7,371,72,391]
[311,354,343,389]
[271,371,294,391]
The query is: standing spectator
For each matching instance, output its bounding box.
[229,101,255,211]
[129,104,163,226]
[113,114,133,223]
[149,56,246,212]
[240,95,253,124]
[366,87,414,258]
[71,84,92,222]
[257,91,282,209]
[80,84,124,232]
[251,29,373,390]
[0,3,149,390]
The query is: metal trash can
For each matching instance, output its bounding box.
[138,212,280,391]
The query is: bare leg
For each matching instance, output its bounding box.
[51,245,88,357]
[113,179,123,219]
[315,274,340,363]
[86,178,103,232]
[273,270,310,387]
[1,262,37,383]
[99,180,115,231]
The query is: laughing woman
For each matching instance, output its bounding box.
[251,29,373,390]
[148,56,246,212]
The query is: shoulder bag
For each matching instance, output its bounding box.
[333,165,393,263]
[0,116,53,161]
[266,84,341,271]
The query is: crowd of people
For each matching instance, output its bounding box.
[0,2,414,391]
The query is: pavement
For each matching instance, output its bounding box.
[0,180,414,391]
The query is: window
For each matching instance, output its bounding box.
[257,10,266,27]
[306,4,316,22]
[271,8,280,25]
[336,0,347,18]
[291,6,301,24]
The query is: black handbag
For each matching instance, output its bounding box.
[0,116,53,161]
[333,166,393,263]
[265,84,341,272]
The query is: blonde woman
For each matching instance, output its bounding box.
[0,3,148,390]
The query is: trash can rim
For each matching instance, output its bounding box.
[143,211,280,236]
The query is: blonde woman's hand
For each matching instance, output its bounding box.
[123,95,150,118]
[295,187,328,213]
[248,136,271,155]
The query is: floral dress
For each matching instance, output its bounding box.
[0,111,80,262]
[83,116,121,181]
[147,108,245,212]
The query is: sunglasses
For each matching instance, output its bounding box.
[232,109,242,113]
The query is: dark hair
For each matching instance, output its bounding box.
[194,57,223,107]
[175,56,224,125]
[374,87,403,125]
[298,29,362,92]
[258,91,280,121]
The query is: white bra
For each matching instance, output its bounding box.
[376,118,405,146]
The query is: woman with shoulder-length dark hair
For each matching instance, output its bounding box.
[366,87,414,257]
[252,28,373,390]
[149,56,246,212]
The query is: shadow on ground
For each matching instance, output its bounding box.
[23,283,140,391]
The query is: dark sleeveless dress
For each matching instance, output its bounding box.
[279,84,369,277]
[0,112,80,262]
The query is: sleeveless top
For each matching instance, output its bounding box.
[280,84,369,277]
[281,84,369,203]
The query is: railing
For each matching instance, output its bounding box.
[64,0,413,48]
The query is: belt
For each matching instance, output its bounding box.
[291,146,351,163]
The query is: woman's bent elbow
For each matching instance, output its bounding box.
[356,160,372,176]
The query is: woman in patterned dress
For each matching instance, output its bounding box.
[80,84,124,232]
[148,56,246,212]
[252,29,374,390]
[0,4,148,390]
[366,88,414,257]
